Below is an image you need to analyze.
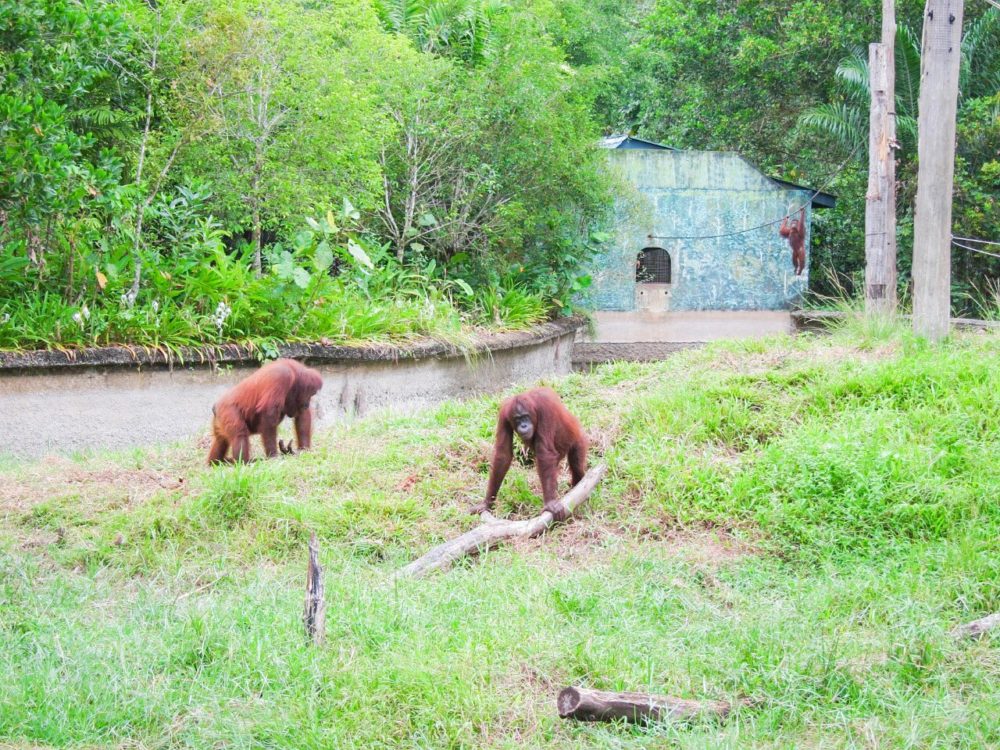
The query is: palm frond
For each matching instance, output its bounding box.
[896,114,918,147]
[798,102,868,156]
[895,25,922,118]
[836,47,868,87]
[69,106,132,127]
[375,0,426,35]
[960,8,1000,99]
[420,1,455,53]
[834,48,871,107]
[961,7,999,62]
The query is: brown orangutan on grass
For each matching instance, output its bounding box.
[469,387,588,521]
[207,358,323,464]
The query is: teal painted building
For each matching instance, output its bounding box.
[589,136,835,312]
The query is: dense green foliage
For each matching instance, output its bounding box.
[0,0,611,348]
[1,329,998,746]
[2,0,999,348]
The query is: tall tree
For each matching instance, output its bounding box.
[180,0,381,272]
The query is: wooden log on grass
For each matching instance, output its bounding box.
[952,612,1000,640]
[394,463,607,579]
[557,686,743,724]
[303,532,326,646]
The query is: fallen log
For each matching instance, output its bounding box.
[556,686,742,724]
[952,612,1000,639]
[394,463,607,579]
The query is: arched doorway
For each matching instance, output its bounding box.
[635,246,672,311]
[636,247,671,284]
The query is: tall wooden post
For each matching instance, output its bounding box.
[912,0,964,340]
[865,0,898,314]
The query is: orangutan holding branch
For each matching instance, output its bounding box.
[470,387,588,521]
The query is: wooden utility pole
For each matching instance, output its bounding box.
[865,0,898,314]
[912,0,964,340]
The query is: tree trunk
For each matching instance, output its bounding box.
[556,687,744,724]
[394,464,607,580]
[130,44,158,306]
[864,22,897,314]
[912,0,964,340]
[251,145,264,276]
[303,532,326,646]
[252,204,262,276]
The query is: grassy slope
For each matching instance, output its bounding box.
[1,324,999,748]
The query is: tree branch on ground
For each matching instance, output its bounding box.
[393,464,606,580]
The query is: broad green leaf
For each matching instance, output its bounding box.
[453,278,474,296]
[293,267,311,289]
[305,217,322,231]
[275,250,297,280]
[417,211,437,227]
[314,241,334,271]
[294,230,314,250]
[347,239,374,269]
[343,197,360,222]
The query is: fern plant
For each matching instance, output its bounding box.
[799,10,999,157]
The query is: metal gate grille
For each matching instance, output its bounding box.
[636,247,671,283]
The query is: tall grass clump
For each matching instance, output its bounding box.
[966,277,1000,320]
[614,335,1000,560]
[473,283,550,329]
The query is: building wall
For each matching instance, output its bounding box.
[589,150,810,311]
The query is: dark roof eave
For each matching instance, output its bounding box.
[770,177,837,209]
[599,134,678,151]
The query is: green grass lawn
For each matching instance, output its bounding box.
[1,324,999,748]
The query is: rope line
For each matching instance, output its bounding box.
[952,234,1000,247]
[647,140,863,242]
[952,239,1000,260]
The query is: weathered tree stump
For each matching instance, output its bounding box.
[952,612,1000,639]
[394,463,607,579]
[303,532,326,646]
[557,686,742,724]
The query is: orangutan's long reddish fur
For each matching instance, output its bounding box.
[779,207,807,276]
[470,387,588,521]
[207,358,323,464]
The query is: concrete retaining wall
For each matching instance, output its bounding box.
[0,318,582,459]
[790,310,1000,332]
[572,341,703,369]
